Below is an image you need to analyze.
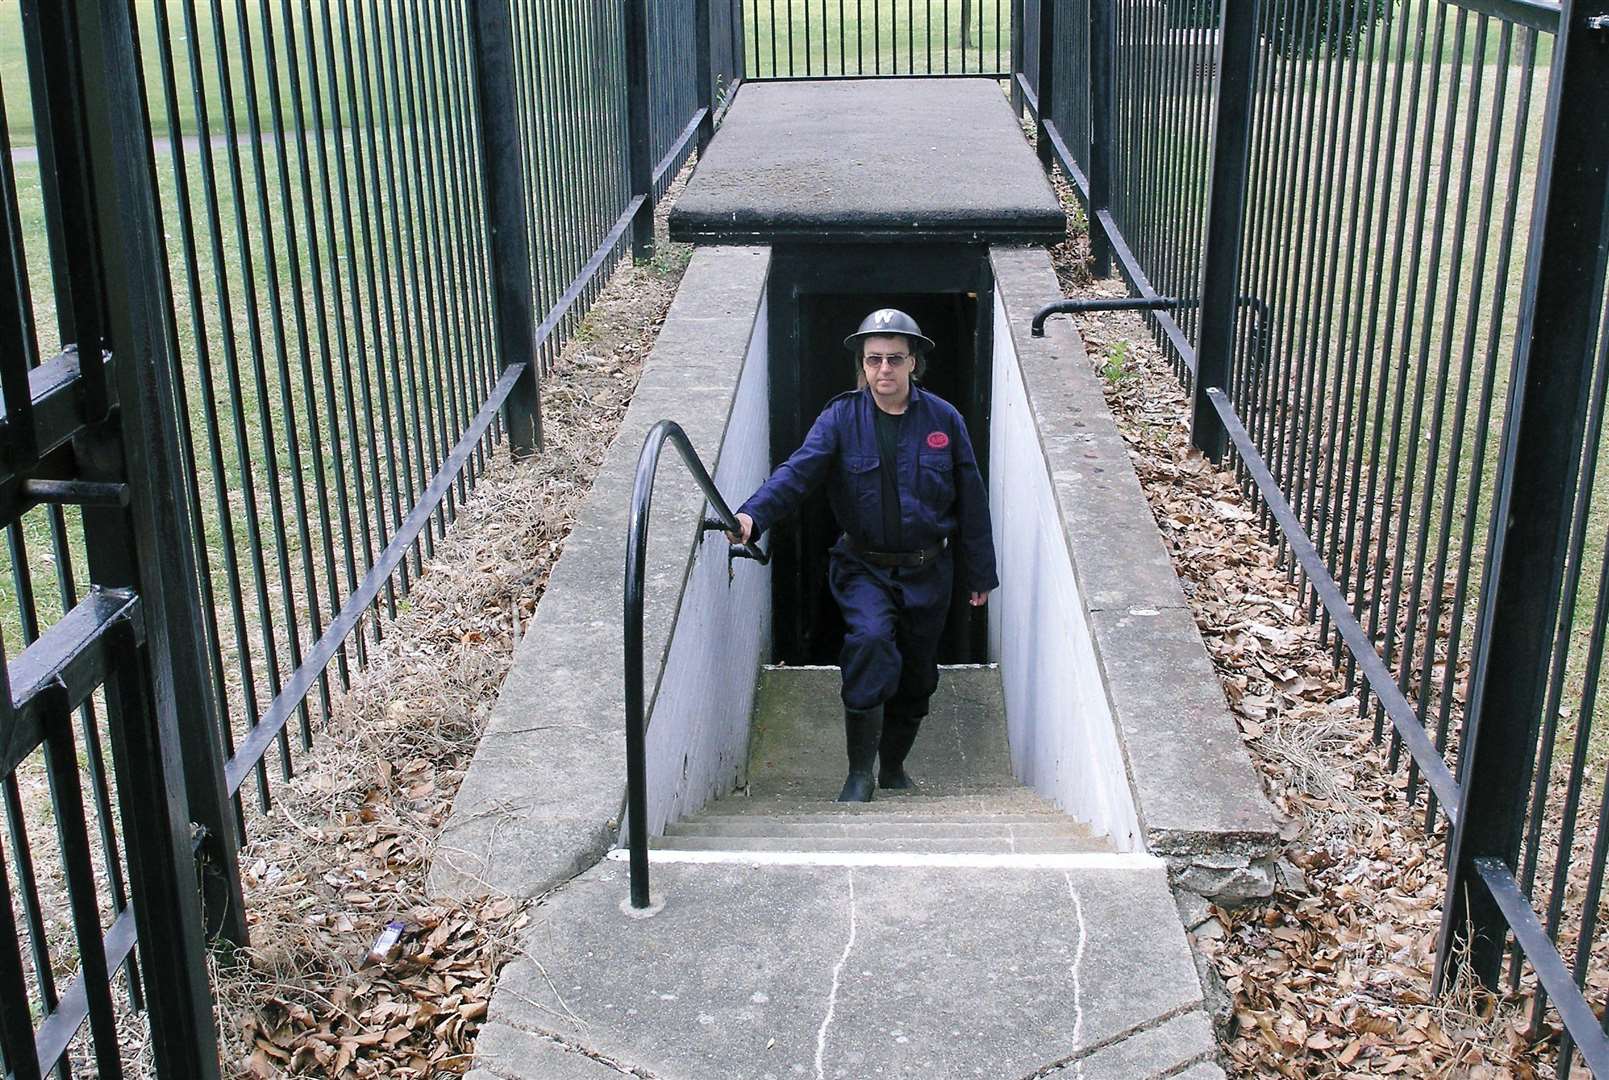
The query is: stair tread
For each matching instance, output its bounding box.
[668,818,1096,838]
[700,789,1062,816]
[650,834,1114,854]
[673,812,1077,828]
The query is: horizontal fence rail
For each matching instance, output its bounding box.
[1023,0,1609,1071]
[0,0,742,1073]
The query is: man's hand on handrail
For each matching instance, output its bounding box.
[726,512,754,546]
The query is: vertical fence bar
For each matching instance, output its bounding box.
[1087,0,1114,277]
[1188,0,1259,461]
[1034,0,1056,168]
[625,0,656,260]
[698,0,716,151]
[1436,0,1609,992]
[470,0,543,456]
[1010,0,1024,111]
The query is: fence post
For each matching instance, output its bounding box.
[625,0,656,261]
[470,0,542,455]
[1034,0,1056,169]
[1435,0,1609,992]
[1188,0,1259,462]
[697,0,715,151]
[59,0,231,1071]
[1087,0,1114,278]
[1010,0,1025,113]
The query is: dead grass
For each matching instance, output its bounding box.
[210,174,693,1079]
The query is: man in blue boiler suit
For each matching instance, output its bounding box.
[729,308,998,802]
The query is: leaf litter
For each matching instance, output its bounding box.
[1041,158,1571,1077]
[211,171,696,1079]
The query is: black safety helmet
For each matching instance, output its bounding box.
[842,308,936,356]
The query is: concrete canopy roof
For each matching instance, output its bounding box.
[669,78,1067,245]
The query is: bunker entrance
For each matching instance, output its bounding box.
[765,245,994,668]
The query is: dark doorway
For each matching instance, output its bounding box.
[765,245,994,668]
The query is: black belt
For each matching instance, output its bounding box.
[847,537,948,568]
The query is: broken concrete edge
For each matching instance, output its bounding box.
[988,245,1280,905]
[427,246,773,902]
[471,1022,635,1080]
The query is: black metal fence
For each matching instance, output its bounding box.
[743,0,1013,76]
[1023,0,1609,1071]
[0,2,741,1076]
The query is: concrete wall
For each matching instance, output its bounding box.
[637,297,772,838]
[988,293,1144,852]
[989,246,1279,901]
[430,246,773,901]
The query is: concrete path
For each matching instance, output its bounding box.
[470,669,1224,1079]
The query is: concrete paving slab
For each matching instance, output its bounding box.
[748,666,1016,798]
[670,80,1065,245]
[483,859,1211,1080]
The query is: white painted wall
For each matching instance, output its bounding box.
[988,292,1142,851]
[639,297,772,837]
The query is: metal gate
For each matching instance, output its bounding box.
[0,3,227,1077]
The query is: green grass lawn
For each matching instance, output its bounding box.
[1092,2,1598,778]
[5,1,277,146]
[741,0,1014,77]
[0,0,630,754]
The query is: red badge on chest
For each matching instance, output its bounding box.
[926,431,950,450]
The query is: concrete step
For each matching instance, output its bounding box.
[650,833,1112,854]
[667,814,1085,835]
[698,788,1064,818]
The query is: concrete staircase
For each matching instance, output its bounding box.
[653,665,1111,857]
[673,663,1108,842]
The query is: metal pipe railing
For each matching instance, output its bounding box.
[623,419,767,908]
[1030,294,1273,382]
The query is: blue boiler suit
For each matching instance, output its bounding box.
[738,385,999,714]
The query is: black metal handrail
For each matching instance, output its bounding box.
[1031,294,1273,380]
[624,419,767,909]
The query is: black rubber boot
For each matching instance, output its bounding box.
[878,712,922,790]
[836,705,883,802]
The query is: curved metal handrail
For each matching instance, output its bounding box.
[624,419,767,909]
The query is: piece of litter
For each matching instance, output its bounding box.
[365,920,406,966]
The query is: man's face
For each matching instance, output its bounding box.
[861,333,915,402]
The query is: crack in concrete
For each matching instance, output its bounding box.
[1154,1048,1221,1079]
[522,1029,661,1078]
[814,868,858,1080]
[1065,874,1088,1079]
[1012,1002,1210,1080]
